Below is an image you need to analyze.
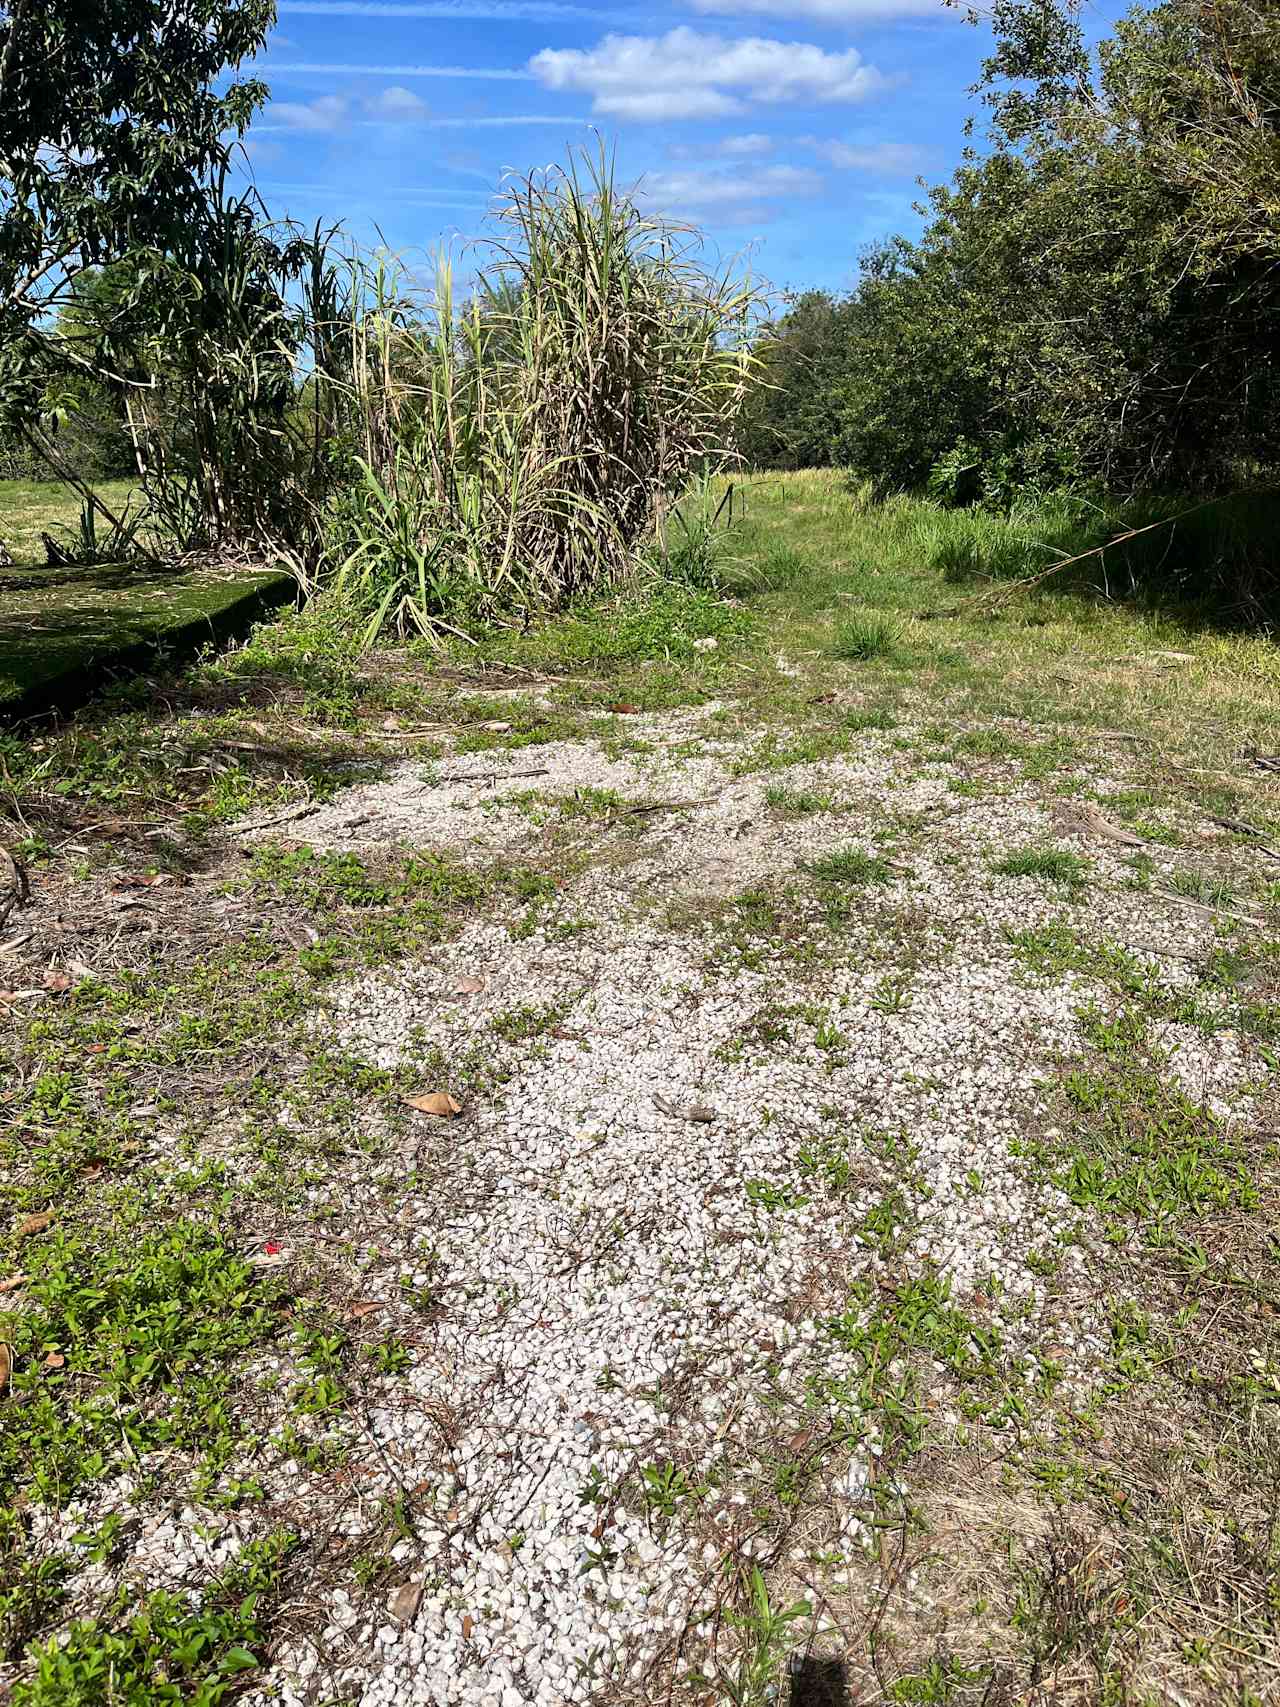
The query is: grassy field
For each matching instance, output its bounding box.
[0,479,138,567]
[0,469,1277,1703]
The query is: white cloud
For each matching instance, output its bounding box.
[365,84,429,119]
[529,27,886,121]
[720,131,774,156]
[279,1,612,16]
[637,162,822,219]
[692,0,943,20]
[263,60,531,78]
[668,130,774,161]
[269,94,350,130]
[805,138,928,171]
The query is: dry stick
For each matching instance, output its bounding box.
[231,798,318,836]
[428,766,550,785]
[1152,887,1266,929]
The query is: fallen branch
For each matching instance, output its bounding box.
[428,767,550,785]
[928,488,1275,618]
[1152,887,1265,928]
[232,798,318,835]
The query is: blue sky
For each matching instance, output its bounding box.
[236,0,997,295]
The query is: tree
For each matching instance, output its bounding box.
[736,291,858,470]
[836,0,1280,498]
[0,0,274,473]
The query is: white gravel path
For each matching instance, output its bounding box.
[22,708,1262,1706]
[235,713,1257,1704]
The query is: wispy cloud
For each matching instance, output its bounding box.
[278,1,616,18]
[668,131,773,161]
[365,85,430,119]
[262,60,532,79]
[256,106,588,131]
[692,0,944,20]
[258,180,490,209]
[636,162,822,219]
[268,94,350,130]
[804,137,929,171]
[530,27,886,120]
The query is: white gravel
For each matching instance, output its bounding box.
[15,707,1263,1706]
[240,715,1258,1704]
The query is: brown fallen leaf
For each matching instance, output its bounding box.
[653,1093,717,1123]
[1073,804,1148,848]
[14,1211,54,1242]
[461,1614,474,1640]
[0,1274,27,1294]
[42,1351,65,1370]
[388,1579,424,1624]
[450,975,486,996]
[346,1300,385,1320]
[609,703,640,715]
[0,1343,9,1395]
[405,1091,462,1118]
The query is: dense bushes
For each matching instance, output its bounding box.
[744,0,1280,527]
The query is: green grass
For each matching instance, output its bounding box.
[830,610,900,661]
[993,848,1092,890]
[0,480,139,568]
[807,846,896,885]
[4,466,1280,1702]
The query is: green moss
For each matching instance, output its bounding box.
[0,553,294,707]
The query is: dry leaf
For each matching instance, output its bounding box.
[609,703,640,715]
[1074,804,1147,848]
[451,975,486,996]
[42,1351,65,1370]
[0,1274,27,1294]
[461,1615,474,1640]
[0,1343,9,1395]
[388,1579,424,1624]
[42,970,71,994]
[653,1094,717,1124]
[405,1091,462,1118]
[346,1300,385,1320]
[14,1211,54,1242]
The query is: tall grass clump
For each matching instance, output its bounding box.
[323,148,760,641]
[926,489,1280,618]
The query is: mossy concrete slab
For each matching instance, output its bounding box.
[0,559,296,718]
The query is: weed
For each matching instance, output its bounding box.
[994,848,1091,891]
[830,611,900,661]
[807,847,896,886]
[763,784,838,815]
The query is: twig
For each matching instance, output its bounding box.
[624,796,718,817]
[1151,887,1265,928]
[428,767,549,785]
[232,798,318,835]
[1211,816,1280,860]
